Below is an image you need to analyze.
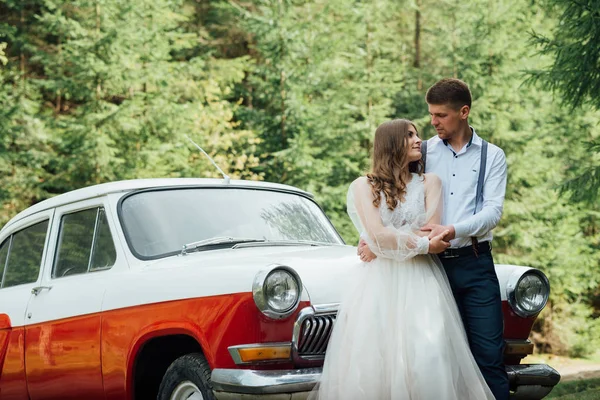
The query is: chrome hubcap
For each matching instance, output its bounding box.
[169,381,204,400]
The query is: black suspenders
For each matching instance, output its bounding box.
[474,140,488,214]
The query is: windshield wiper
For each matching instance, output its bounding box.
[231,239,335,249]
[181,237,266,255]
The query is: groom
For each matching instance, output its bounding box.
[358,78,509,399]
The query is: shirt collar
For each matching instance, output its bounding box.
[431,126,482,148]
[469,127,483,147]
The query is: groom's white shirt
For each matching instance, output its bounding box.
[424,128,507,248]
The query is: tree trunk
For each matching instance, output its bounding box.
[278,0,286,146]
[366,17,373,129]
[20,7,25,83]
[414,0,422,90]
[96,0,102,98]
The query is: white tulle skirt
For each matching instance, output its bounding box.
[311,254,495,400]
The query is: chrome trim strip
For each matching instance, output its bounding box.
[312,303,339,314]
[506,364,561,387]
[506,269,550,318]
[211,367,322,395]
[252,265,303,320]
[228,342,292,365]
[86,208,101,272]
[0,235,13,288]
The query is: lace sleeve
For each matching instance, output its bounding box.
[347,176,442,261]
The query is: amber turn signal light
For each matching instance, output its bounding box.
[229,343,292,364]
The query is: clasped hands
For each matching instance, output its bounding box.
[357,224,455,262]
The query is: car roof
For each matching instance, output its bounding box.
[2,178,313,232]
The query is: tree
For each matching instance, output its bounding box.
[0,0,599,356]
[0,0,55,225]
[224,0,413,243]
[0,0,261,206]
[529,0,600,205]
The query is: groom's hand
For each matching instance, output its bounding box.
[421,224,456,241]
[358,239,377,262]
[428,230,451,254]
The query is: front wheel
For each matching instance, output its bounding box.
[157,353,215,400]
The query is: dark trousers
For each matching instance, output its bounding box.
[439,250,510,400]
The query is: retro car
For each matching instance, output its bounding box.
[0,178,560,399]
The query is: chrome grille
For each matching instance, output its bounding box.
[292,305,338,361]
[298,314,336,355]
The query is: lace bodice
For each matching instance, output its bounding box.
[379,173,426,229]
[349,173,439,260]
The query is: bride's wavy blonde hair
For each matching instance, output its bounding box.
[367,119,424,210]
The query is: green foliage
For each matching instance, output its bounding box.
[528,0,600,205]
[224,0,411,244]
[546,378,600,399]
[560,138,600,206]
[0,0,599,356]
[529,0,600,110]
[0,0,260,227]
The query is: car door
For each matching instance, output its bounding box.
[0,210,53,400]
[24,199,122,400]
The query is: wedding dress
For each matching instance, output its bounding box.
[312,173,494,400]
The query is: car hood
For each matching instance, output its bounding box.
[140,244,360,305]
[107,244,534,314]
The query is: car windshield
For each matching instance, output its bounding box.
[119,187,343,259]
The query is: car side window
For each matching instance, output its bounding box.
[2,220,49,288]
[90,208,117,271]
[53,207,116,278]
[0,238,10,288]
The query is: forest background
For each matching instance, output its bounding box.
[1,0,599,358]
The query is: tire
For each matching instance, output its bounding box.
[157,353,216,400]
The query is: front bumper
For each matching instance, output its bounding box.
[211,368,320,400]
[211,364,561,400]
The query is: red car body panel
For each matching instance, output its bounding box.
[0,294,309,399]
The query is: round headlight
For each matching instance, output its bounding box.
[253,265,302,319]
[507,269,550,318]
[265,270,300,312]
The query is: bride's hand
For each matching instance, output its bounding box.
[428,230,450,254]
[358,240,377,262]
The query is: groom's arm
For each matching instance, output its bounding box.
[454,148,507,238]
[422,149,507,240]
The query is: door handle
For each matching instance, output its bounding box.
[31,286,52,295]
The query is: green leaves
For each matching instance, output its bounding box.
[529,0,600,110]
[0,0,599,356]
[527,0,600,207]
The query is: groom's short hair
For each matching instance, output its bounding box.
[426,78,472,111]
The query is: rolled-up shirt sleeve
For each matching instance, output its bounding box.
[453,148,507,239]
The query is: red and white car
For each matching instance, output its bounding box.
[0,178,559,399]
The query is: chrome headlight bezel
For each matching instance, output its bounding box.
[506,269,550,318]
[253,265,302,320]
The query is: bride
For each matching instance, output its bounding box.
[312,119,494,399]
